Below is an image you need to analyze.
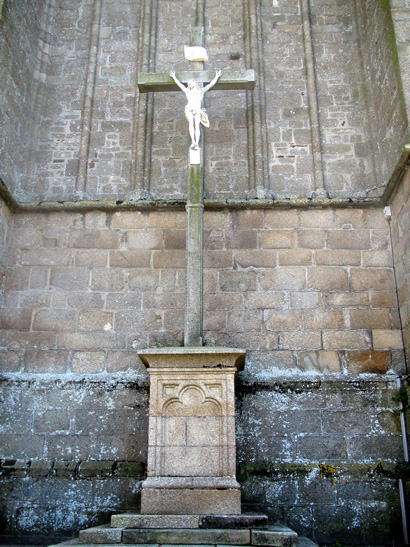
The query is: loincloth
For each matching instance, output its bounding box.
[184,106,210,128]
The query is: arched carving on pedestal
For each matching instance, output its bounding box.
[160,383,224,477]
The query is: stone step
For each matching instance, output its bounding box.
[80,524,122,544]
[297,537,319,547]
[200,514,269,530]
[251,526,298,547]
[111,515,201,529]
[122,528,251,545]
[79,524,298,546]
[110,513,269,530]
[77,544,312,547]
[51,531,315,547]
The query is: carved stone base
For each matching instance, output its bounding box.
[138,347,246,516]
[141,482,241,515]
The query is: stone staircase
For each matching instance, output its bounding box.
[49,513,318,547]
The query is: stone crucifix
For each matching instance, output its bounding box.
[137,28,256,347]
[170,67,222,151]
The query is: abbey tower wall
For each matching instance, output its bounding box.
[1,1,410,544]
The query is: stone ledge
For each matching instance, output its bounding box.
[251,526,298,546]
[79,525,122,544]
[199,514,269,529]
[111,514,201,529]
[142,477,241,489]
[138,346,246,371]
[122,528,251,545]
[110,513,268,530]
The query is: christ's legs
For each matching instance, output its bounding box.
[193,114,201,150]
[185,111,196,150]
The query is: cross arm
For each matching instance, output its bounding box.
[137,69,256,93]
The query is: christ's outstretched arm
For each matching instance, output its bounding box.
[203,70,222,93]
[170,71,187,94]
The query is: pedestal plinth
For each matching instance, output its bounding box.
[138,347,246,515]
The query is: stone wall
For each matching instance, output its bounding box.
[391,167,410,363]
[0,207,404,372]
[0,377,148,543]
[391,0,410,126]
[343,0,408,196]
[390,0,410,366]
[1,0,410,544]
[0,374,405,545]
[0,0,43,196]
[202,207,404,376]
[0,195,12,319]
[0,205,407,543]
[237,376,404,545]
[1,0,407,202]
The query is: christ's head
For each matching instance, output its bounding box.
[187,79,200,90]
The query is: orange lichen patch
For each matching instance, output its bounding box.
[346,350,390,374]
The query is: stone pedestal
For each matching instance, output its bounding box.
[138,347,246,515]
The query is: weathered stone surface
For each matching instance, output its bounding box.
[392,169,410,363]
[199,513,268,529]
[251,526,298,546]
[110,513,200,529]
[346,351,391,374]
[297,537,319,547]
[79,525,122,544]
[139,348,244,515]
[141,487,241,516]
[122,528,250,545]
[0,0,409,543]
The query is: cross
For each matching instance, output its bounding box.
[137,27,256,347]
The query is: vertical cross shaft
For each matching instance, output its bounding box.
[184,27,205,347]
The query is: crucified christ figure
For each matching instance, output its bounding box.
[170,70,222,150]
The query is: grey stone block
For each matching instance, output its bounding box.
[122,528,251,545]
[141,486,241,516]
[251,525,298,546]
[110,513,200,529]
[199,513,268,529]
[79,525,122,544]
